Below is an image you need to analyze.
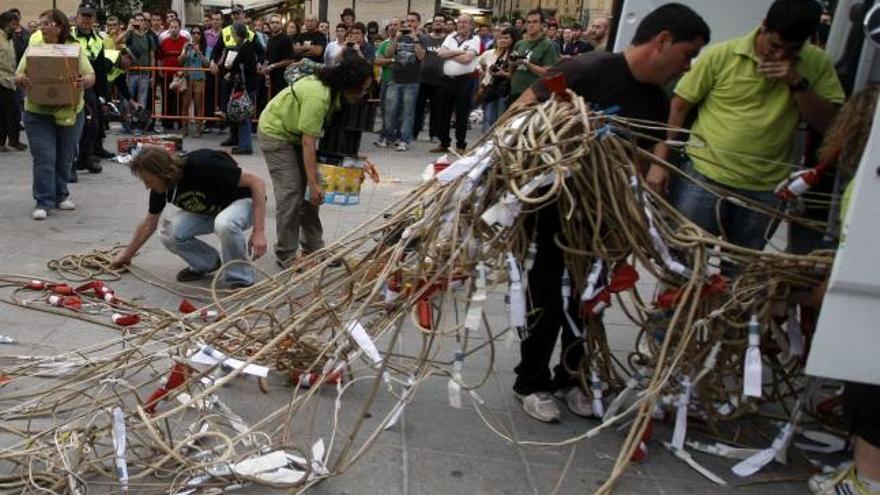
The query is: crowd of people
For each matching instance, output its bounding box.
[2,5,613,163]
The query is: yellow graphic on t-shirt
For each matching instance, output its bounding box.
[176,191,219,215]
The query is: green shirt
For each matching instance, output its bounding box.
[377,39,392,83]
[258,75,339,144]
[675,28,845,191]
[16,40,95,126]
[510,36,559,97]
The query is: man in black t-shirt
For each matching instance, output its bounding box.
[413,14,448,142]
[295,16,328,63]
[110,147,268,289]
[383,12,423,151]
[262,14,295,98]
[509,4,710,425]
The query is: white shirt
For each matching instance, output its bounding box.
[441,32,480,77]
[324,40,343,67]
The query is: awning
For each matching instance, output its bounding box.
[440,0,492,15]
[200,0,288,13]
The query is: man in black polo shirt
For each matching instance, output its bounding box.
[510,4,710,424]
[262,13,295,98]
[110,147,268,289]
[295,15,327,63]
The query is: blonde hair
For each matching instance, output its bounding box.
[819,85,879,179]
[129,146,184,184]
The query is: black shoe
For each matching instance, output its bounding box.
[84,161,103,173]
[68,169,78,183]
[9,143,27,151]
[231,147,252,155]
[228,280,254,289]
[220,138,236,146]
[94,147,115,159]
[175,259,222,283]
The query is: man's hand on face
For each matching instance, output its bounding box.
[757,59,800,86]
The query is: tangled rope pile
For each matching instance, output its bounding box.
[0,90,837,494]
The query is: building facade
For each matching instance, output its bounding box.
[494,0,611,24]
[17,0,81,23]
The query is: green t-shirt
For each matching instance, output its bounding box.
[510,36,559,97]
[675,28,845,191]
[258,75,339,144]
[377,39,392,83]
[16,40,94,126]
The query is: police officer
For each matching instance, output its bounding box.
[72,3,112,177]
[213,5,256,147]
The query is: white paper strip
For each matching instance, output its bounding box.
[346,320,382,364]
[190,345,269,378]
[111,407,129,492]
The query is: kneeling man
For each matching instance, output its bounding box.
[111,146,267,288]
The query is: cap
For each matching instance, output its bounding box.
[231,4,244,13]
[78,3,96,15]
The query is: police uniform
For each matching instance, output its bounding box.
[72,25,110,170]
[217,24,255,146]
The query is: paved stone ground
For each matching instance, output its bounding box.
[0,126,830,494]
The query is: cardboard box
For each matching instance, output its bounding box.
[117,137,176,155]
[26,44,82,106]
[319,163,365,206]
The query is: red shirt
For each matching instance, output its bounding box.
[160,36,187,71]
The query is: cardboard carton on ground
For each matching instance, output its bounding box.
[26,44,82,106]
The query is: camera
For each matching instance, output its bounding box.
[490,65,500,73]
[346,41,355,48]
[508,52,525,62]
[400,28,412,35]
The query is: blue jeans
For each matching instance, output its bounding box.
[158,198,256,284]
[24,111,85,209]
[384,82,419,145]
[671,161,781,274]
[482,97,507,133]
[128,73,151,108]
[236,91,256,151]
[377,80,390,141]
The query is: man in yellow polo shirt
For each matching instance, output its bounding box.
[258,54,373,268]
[647,0,844,270]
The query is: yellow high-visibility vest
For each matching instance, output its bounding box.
[71,27,105,61]
[221,25,255,48]
[105,49,125,82]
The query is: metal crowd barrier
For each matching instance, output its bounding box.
[125,65,266,123]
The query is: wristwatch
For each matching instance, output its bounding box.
[788,77,809,92]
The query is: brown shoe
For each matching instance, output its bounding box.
[455,147,467,154]
[429,145,449,153]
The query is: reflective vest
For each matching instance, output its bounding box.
[221,25,255,48]
[105,49,125,82]
[72,27,105,61]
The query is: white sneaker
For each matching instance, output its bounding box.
[57,199,76,210]
[558,387,593,418]
[516,392,561,423]
[32,208,47,220]
[395,142,408,152]
[374,138,389,148]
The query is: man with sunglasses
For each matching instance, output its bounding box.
[646,0,844,264]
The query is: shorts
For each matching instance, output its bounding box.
[843,382,880,447]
